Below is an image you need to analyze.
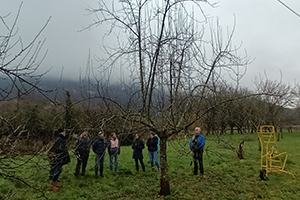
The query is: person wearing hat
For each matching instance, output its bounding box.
[48,128,70,191]
[74,130,90,177]
[146,131,160,171]
[92,131,108,177]
[190,127,205,175]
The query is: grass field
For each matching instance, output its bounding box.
[1,132,300,200]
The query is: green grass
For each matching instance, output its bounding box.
[1,132,300,200]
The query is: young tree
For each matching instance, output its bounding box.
[87,0,249,195]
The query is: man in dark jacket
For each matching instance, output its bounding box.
[190,127,205,175]
[132,134,145,171]
[146,131,160,171]
[92,131,108,177]
[48,129,70,191]
[74,130,90,177]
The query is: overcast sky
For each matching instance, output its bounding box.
[1,0,300,88]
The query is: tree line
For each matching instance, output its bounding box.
[0,79,299,148]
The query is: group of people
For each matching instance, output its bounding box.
[47,127,205,191]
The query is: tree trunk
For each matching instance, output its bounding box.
[237,140,245,159]
[159,134,170,195]
[230,125,234,134]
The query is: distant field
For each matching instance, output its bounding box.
[1,132,300,200]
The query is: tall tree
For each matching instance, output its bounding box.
[88,0,249,195]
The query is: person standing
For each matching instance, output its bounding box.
[147,131,160,171]
[92,131,108,177]
[132,134,145,171]
[108,132,120,172]
[190,127,205,175]
[48,129,70,191]
[74,130,90,177]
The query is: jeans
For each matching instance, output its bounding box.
[148,151,160,169]
[193,148,204,175]
[110,153,118,171]
[50,163,63,182]
[95,153,105,175]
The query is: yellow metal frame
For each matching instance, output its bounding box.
[257,125,294,178]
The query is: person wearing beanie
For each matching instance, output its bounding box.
[74,130,90,177]
[48,129,70,191]
[132,134,145,171]
[146,131,160,171]
[190,127,205,175]
[92,131,108,177]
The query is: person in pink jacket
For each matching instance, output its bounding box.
[108,132,120,171]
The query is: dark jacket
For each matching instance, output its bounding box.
[132,139,144,159]
[147,137,158,152]
[92,137,108,155]
[48,134,70,166]
[75,135,90,155]
[190,135,205,152]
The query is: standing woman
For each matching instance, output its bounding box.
[74,130,90,177]
[108,132,120,172]
[147,131,161,171]
[132,134,145,171]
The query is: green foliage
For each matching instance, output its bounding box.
[1,132,300,199]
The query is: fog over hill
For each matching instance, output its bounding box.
[2,76,299,123]
[36,77,133,103]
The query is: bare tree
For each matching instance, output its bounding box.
[87,0,249,195]
[0,2,51,101]
[0,2,51,195]
[254,77,296,130]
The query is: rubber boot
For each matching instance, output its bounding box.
[95,167,98,178]
[53,181,62,188]
[100,165,104,177]
[49,181,60,191]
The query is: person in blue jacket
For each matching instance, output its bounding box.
[190,127,205,175]
[92,131,108,177]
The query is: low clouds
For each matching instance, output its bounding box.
[1,0,300,86]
